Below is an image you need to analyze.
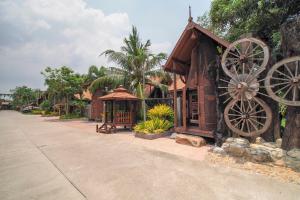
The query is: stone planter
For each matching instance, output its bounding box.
[134,130,172,140]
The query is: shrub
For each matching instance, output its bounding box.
[134,118,172,134]
[147,104,174,122]
[40,100,51,111]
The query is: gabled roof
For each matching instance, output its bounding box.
[164,21,230,74]
[99,86,139,101]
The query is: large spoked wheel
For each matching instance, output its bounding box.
[221,38,269,78]
[224,97,272,137]
[265,56,300,106]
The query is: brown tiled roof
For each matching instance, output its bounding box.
[99,86,139,101]
[168,76,185,91]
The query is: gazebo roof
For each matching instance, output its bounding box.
[99,86,139,101]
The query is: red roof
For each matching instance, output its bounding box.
[164,21,230,74]
[99,86,139,101]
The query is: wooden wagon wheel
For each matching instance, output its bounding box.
[224,97,272,137]
[219,74,261,104]
[221,38,269,78]
[265,56,300,106]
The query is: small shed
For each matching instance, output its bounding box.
[96,86,139,133]
[164,16,229,138]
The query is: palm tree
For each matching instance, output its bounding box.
[101,26,170,94]
[100,26,170,120]
[83,65,107,89]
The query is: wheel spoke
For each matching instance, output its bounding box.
[244,42,252,55]
[250,115,267,119]
[246,119,251,134]
[234,118,243,128]
[248,118,259,131]
[228,51,240,58]
[284,64,294,78]
[246,44,260,56]
[231,107,243,115]
[282,85,293,99]
[248,50,264,58]
[228,113,242,117]
[269,81,290,88]
[229,116,242,122]
[273,84,291,94]
[249,118,265,127]
[270,76,290,82]
[241,119,246,131]
[250,109,265,115]
[275,69,293,79]
[293,86,297,101]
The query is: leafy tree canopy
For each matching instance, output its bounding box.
[10,86,40,108]
[200,0,300,51]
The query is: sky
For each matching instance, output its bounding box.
[0,0,211,93]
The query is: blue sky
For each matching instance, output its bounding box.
[0,0,211,93]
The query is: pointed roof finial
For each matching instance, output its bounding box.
[188,6,193,22]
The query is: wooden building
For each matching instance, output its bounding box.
[164,17,229,138]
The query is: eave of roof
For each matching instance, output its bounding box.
[164,21,230,73]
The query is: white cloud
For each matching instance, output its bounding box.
[0,0,131,92]
[0,0,171,93]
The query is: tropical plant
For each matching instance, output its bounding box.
[100,26,169,95]
[82,65,107,89]
[147,104,174,122]
[134,118,172,134]
[88,75,124,94]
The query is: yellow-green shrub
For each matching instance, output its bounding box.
[134,118,172,134]
[147,104,174,122]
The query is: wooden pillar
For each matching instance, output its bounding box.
[103,101,106,123]
[173,72,178,127]
[182,85,187,130]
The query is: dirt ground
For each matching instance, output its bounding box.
[206,153,300,185]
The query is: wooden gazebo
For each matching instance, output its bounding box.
[96,86,139,133]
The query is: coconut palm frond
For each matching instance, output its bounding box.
[88,76,124,94]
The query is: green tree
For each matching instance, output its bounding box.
[41,66,84,115]
[208,0,300,51]
[10,86,37,109]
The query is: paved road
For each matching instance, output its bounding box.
[0,110,299,200]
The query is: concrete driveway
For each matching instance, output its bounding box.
[0,110,299,200]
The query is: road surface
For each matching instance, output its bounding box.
[0,110,299,200]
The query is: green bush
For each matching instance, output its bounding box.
[40,100,51,111]
[147,104,174,122]
[134,118,172,134]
